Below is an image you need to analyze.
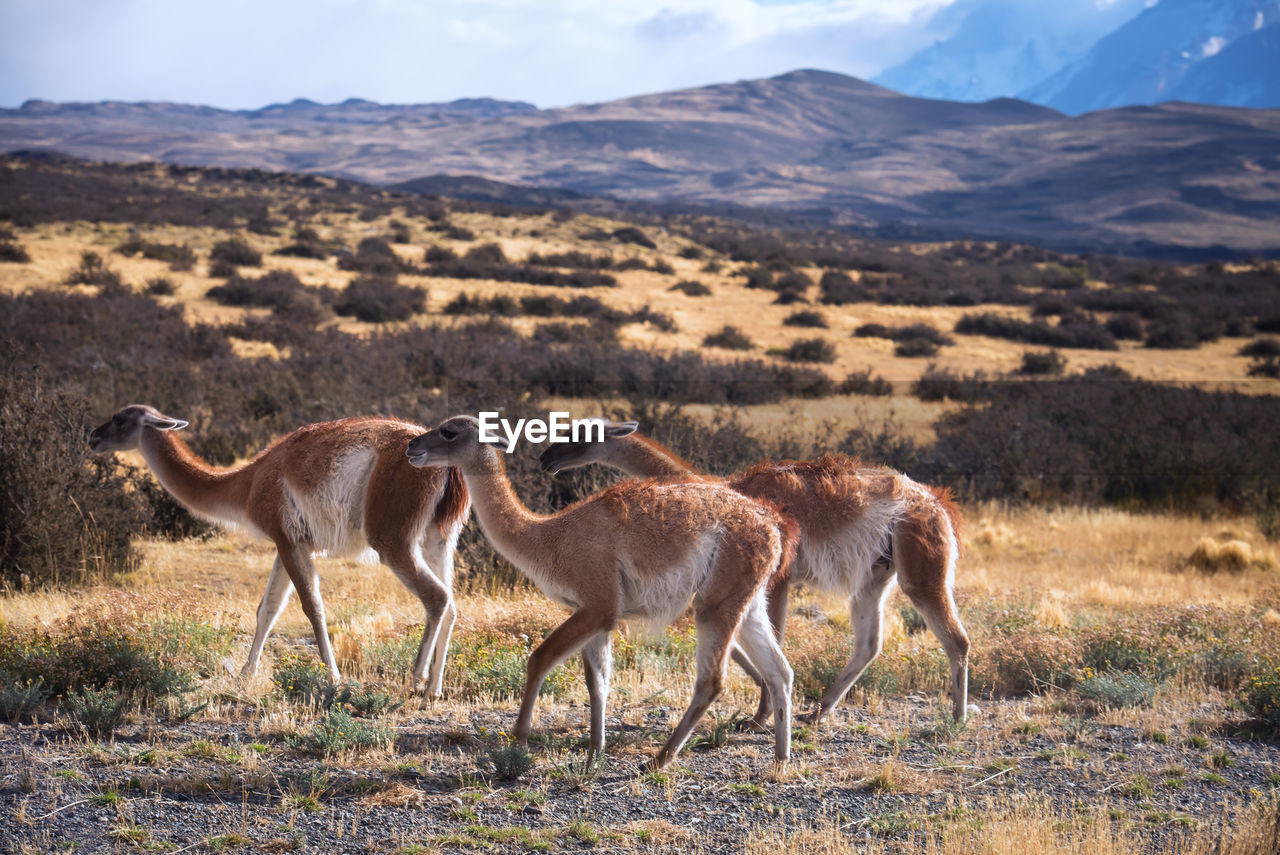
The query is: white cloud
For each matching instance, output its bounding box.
[0,0,952,108]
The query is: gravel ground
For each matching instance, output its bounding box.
[2,694,1278,854]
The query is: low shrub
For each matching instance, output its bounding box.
[703,326,754,350]
[206,269,308,310]
[274,654,338,709]
[895,338,939,358]
[65,251,125,291]
[443,293,519,316]
[819,270,865,304]
[67,686,127,739]
[0,676,50,723]
[144,276,176,296]
[339,237,408,275]
[610,226,656,249]
[1017,350,1067,376]
[0,619,201,706]
[209,237,262,268]
[289,707,392,756]
[0,241,30,263]
[954,312,1116,350]
[1106,312,1145,340]
[838,370,893,396]
[482,744,535,781]
[464,242,508,266]
[115,239,196,271]
[854,323,951,347]
[526,250,614,269]
[1249,356,1280,378]
[447,631,572,701]
[775,271,813,296]
[777,337,836,364]
[669,279,711,297]
[1240,338,1280,358]
[0,373,144,587]
[784,310,828,328]
[332,276,426,323]
[1075,669,1159,708]
[1243,666,1280,736]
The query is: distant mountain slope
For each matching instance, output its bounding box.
[2,69,1278,254]
[1022,0,1280,114]
[874,0,1148,103]
[1167,22,1280,107]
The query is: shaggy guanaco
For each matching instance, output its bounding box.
[407,415,796,770]
[540,422,970,725]
[88,405,469,692]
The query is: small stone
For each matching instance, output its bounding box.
[522,804,543,816]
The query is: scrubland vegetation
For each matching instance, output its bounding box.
[1,153,1279,853]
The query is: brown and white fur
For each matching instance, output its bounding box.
[407,415,796,770]
[89,405,469,692]
[540,423,970,725]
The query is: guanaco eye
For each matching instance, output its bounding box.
[439,427,458,441]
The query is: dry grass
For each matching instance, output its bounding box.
[3,507,1278,853]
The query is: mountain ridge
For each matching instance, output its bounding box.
[2,69,1277,254]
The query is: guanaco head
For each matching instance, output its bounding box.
[538,420,637,475]
[88,405,189,453]
[407,415,488,471]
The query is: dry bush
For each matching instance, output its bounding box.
[0,372,144,587]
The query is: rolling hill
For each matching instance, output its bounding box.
[3,69,1279,255]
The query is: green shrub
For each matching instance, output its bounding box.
[67,686,127,739]
[274,654,340,709]
[1243,665,1280,736]
[0,675,50,723]
[346,687,402,718]
[448,631,572,701]
[483,744,535,781]
[1075,669,1158,708]
[289,707,391,756]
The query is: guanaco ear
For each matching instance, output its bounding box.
[142,414,189,431]
[604,421,639,438]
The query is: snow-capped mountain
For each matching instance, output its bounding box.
[873,0,1149,103]
[1165,21,1280,107]
[1021,0,1280,113]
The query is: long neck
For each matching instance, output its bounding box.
[461,453,554,581]
[138,430,249,524]
[609,435,698,479]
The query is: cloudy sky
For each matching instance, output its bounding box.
[1,0,954,109]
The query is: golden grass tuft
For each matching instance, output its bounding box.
[1187,535,1276,574]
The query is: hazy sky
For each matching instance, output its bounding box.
[1,0,956,109]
